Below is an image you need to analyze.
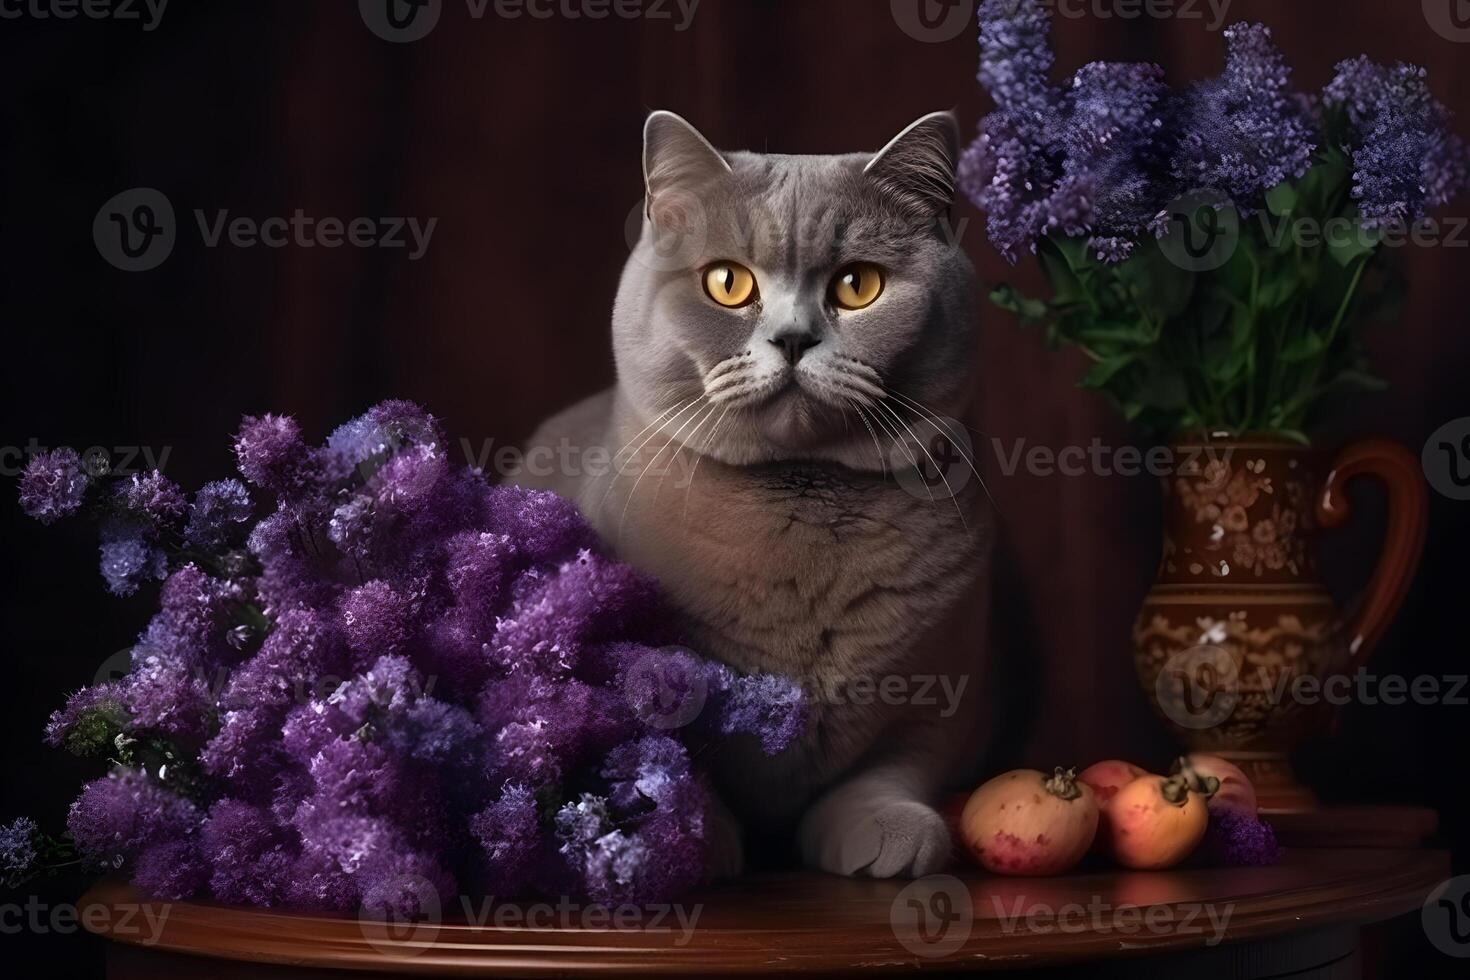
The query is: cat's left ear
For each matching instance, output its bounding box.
[643,110,732,219]
[864,111,961,220]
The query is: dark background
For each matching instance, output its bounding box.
[1,1,1466,975]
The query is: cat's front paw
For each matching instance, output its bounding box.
[808,800,953,879]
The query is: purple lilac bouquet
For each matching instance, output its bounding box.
[962,0,1470,438]
[2,402,805,913]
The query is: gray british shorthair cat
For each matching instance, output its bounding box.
[516,110,991,879]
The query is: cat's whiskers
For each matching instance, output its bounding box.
[680,404,733,528]
[617,396,715,545]
[882,387,997,512]
[874,400,969,530]
[865,404,933,502]
[844,399,888,474]
[707,372,785,407]
[594,396,702,519]
[703,353,754,387]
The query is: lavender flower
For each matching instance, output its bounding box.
[1324,58,1470,228]
[117,471,188,525]
[18,448,89,524]
[45,684,129,755]
[234,414,320,499]
[961,4,1470,264]
[1,817,39,885]
[25,399,808,910]
[98,518,167,596]
[470,784,541,895]
[1202,811,1282,866]
[1170,24,1316,212]
[68,769,199,868]
[184,479,253,550]
[133,839,209,900]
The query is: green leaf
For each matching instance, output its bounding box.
[1080,354,1137,388]
[1207,345,1251,385]
[1037,244,1087,307]
[1132,364,1190,411]
[1266,182,1298,217]
[1280,332,1327,363]
[1116,242,1194,322]
[1328,220,1381,267]
[1297,149,1350,215]
[1257,267,1299,309]
[1074,321,1154,347]
[990,284,1048,322]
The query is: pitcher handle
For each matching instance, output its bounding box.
[1315,437,1428,669]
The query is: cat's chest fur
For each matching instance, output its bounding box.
[612,459,979,681]
[520,390,988,823]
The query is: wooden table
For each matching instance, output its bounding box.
[80,848,1450,978]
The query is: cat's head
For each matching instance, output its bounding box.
[613,110,977,471]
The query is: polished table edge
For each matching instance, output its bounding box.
[79,848,1452,976]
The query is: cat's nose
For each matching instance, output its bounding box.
[769,328,821,366]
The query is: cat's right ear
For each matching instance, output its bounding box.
[643,111,731,218]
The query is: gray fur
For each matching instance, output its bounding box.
[516,111,991,879]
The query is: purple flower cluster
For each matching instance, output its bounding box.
[24,401,807,911]
[1202,811,1282,867]
[1,817,39,887]
[1323,58,1470,230]
[18,448,90,525]
[961,1,1469,262]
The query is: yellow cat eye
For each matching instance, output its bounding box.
[703,262,758,308]
[830,263,885,310]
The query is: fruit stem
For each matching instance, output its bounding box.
[1160,773,1194,806]
[1043,766,1083,801]
[1172,757,1221,798]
